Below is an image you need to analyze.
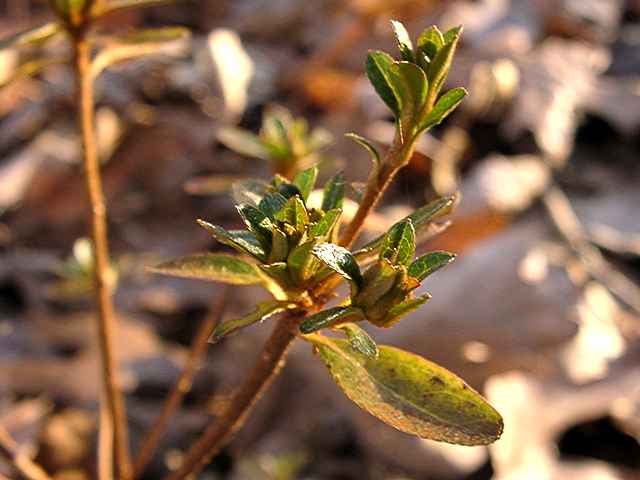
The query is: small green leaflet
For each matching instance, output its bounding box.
[293,166,318,202]
[322,172,345,211]
[408,251,456,281]
[380,219,416,266]
[308,336,503,446]
[299,306,363,334]
[211,301,297,341]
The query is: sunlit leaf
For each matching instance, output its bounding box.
[212,301,297,341]
[269,226,289,263]
[322,172,345,212]
[197,219,267,261]
[232,179,269,206]
[287,239,319,285]
[380,219,415,266]
[427,25,462,100]
[353,260,398,308]
[419,87,467,132]
[366,51,400,116]
[337,322,378,358]
[0,23,60,51]
[217,126,269,161]
[312,243,363,292]
[345,133,380,170]
[383,293,431,326]
[237,204,273,248]
[92,0,179,17]
[417,25,444,60]
[292,166,318,202]
[299,306,363,334]
[150,253,263,285]
[275,196,309,234]
[392,62,428,139]
[308,336,504,445]
[408,251,455,281]
[259,192,288,219]
[309,209,341,238]
[390,20,413,62]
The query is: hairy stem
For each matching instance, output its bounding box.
[0,426,52,480]
[134,292,228,478]
[163,311,303,480]
[74,32,132,480]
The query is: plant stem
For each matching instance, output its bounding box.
[0,426,52,480]
[133,291,229,478]
[73,31,132,480]
[163,310,303,480]
[339,136,416,248]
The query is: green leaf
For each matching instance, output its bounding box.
[212,301,296,340]
[309,209,342,238]
[322,172,345,212]
[390,20,414,62]
[366,51,400,116]
[383,293,431,326]
[308,337,504,445]
[300,306,364,334]
[337,322,378,358]
[443,25,463,45]
[231,179,268,206]
[312,243,363,292]
[428,26,462,100]
[112,26,190,45]
[392,62,428,139]
[259,262,292,288]
[197,220,267,262]
[217,127,269,161]
[380,219,416,266]
[91,0,179,17]
[287,239,320,285]
[408,251,456,281]
[150,253,263,285]
[259,192,288,219]
[269,226,289,263]
[345,133,380,170]
[419,87,467,132]
[236,204,273,248]
[274,196,309,234]
[353,260,398,309]
[0,23,60,51]
[417,25,444,60]
[292,166,318,202]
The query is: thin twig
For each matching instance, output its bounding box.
[543,186,640,314]
[0,426,52,480]
[133,290,229,478]
[73,31,132,479]
[163,310,304,480]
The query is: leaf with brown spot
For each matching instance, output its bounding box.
[307,336,503,446]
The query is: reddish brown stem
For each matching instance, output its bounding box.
[133,291,229,478]
[73,32,132,480]
[162,311,303,480]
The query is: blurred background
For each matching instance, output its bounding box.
[1,0,640,479]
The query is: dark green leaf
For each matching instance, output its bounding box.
[419,87,467,132]
[212,301,296,340]
[292,166,318,202]
[300,306,363,334]
[383,293,431,326]
[150,253,263,285]
[287,239,320,285]
[312,243,363,292]
[236,204,273,248]
[428,26,462,100]
[337,322,378,358]
[392,62,428,139]
[390,20,414,62]
[308,336,504,445]
[309,209,342,239]
[0,22,60,51]
[197,220,267,261]
[417,25,444,60]
[380,219,416,266]
[345,133,380,170]
[259,192,288,219]
[322,172,345,212]
[366,51,400,116]
[268,226,289,263]
[217,127,269,161]
[408,251,456,281]
[274,196,309,233]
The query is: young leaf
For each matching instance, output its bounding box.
[274,196,309,234]
[345,133,381,170]
[428,26,463,100]
[366,51,400,116]
[308,337,504,445]
[300,306,363,334]
[380,219,416,266]
[150,253,263,285]
[287,239,320,285]
[268,226,289,263]
[354,260,398,309]
[408,251,456,281]
[292,166,318,202]
[417,25,444,60]
[393,62,428,138]
[312,243,364,292]
[309,209,342,238]
[419,87,467,132]
[322,172,345,212]
[212,301,297,341]
[382,293,431,327]
[0,23,60,51]
[217,127,269,161]
[337,322,378,358]
[236,204,273,248]
[390,20,414,62]
[443,25,463,45]
[197,220,267,261]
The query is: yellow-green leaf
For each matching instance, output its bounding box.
[150,253,263,285]
[212,301,296,341]
[408,251,456,281]
[0,23,60,51]
[300,306,363,334]
[336,322,378,358]
[309,336,504,445]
